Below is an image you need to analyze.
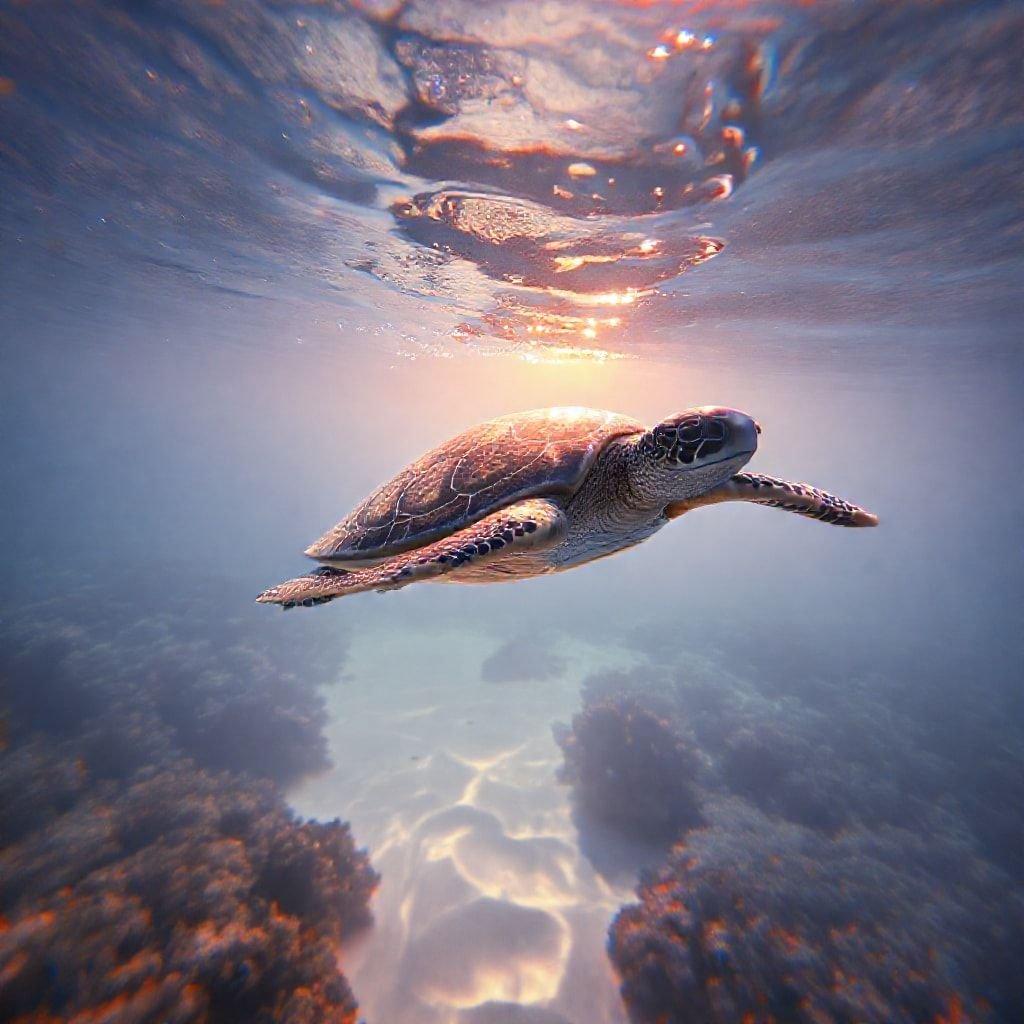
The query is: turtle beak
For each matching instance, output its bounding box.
[754,421,762,435]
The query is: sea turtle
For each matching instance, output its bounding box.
[257,406,877,608]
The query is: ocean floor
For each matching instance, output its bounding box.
[292,626,640,1024]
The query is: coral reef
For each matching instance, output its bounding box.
[609,803,1024,1024]
[0,575,376,1024]
[563,635,1024,1021]
[0,573,340,786]
[577,657,1022,864]
[0,756,377,1024]
[554,697,703,846]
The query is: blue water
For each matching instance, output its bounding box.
[1,2,1022,1022]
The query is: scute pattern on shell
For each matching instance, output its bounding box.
[306,408,643,561]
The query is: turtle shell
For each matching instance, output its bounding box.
[305,407,643,563]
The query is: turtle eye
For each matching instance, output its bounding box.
[653,426,674,448]
[703,418,727,442]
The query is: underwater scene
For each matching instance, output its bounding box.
[1,1,1022,1022]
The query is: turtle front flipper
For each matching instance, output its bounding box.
[257,498,568,608]
[666,473,878,527]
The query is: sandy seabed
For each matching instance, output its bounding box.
[291,625,639,1024]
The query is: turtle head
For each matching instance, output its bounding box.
[636,406,760,502]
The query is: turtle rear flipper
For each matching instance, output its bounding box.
[667,473,878,527]
[257,498,567,608]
